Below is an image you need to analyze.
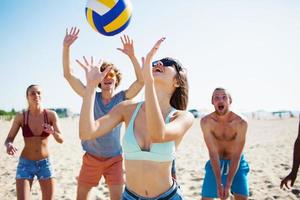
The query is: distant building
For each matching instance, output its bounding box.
[49,108,73,118]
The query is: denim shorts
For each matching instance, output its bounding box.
[16,157,54,180]
[122,180,184,200]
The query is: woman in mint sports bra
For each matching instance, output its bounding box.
[79,37,194,199]
[4,85,64,200]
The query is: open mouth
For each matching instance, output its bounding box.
[218,105,224,111]
[104,80,113,85]
[152,66,163,73]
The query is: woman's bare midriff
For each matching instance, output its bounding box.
[20,137,50,160]
[125,160,173,198]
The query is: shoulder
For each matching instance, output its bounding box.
[14,112,24,123]
[45,109,59,120]
[231,112,248,132]
[173,110,194,126]
[200,113,214,127]
[112,99,137,113]
[114,90,126,100]
[232,112,248,127]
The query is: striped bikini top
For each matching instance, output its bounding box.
[22,110,51,138]
[122,102,177,162]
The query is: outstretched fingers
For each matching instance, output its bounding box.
[76,59,89,73]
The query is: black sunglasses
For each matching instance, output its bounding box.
[152,58,183,73]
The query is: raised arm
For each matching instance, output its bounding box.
[63,27,86,97]
[201,116,224,198]
[43,111,64,144]
[141,38,193,143]
[78,57,124,140]
[4,113,22,156]
[280,119,300,189]
[117,35,144,99]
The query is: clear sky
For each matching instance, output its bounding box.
[1,0,300,113]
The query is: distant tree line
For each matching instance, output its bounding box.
[0,109,17,121]
[0,108,72,121]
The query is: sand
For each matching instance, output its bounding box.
[0,117,299,200]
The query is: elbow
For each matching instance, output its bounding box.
[79,130,92,141]
[63,72,72,80]
[150,130,165,142]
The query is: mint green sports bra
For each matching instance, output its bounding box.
[123,102,177,162]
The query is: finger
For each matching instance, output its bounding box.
[98,59,103,68]
[91,56,94,66]
[102,66,112,77]
[141,57,145,68]
[120,36,125,46]
[280,181,284,189]
[153,37,165,50]
[76,59,88,71]
[75,28,80,36]
[116,48,123,51]
[70,27,74,35]
[125,35,129,44]
[83,56,89,66]
[66,28,68,36]
[130,39,133,45]
[285,182,290,189]
[72,26,77,35]
[291,180,295,187]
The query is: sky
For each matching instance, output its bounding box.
[0,0,300,113]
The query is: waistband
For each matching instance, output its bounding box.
[19,156,50,164]
[124,180,178,200]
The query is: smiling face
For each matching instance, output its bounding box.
[211,88,232,116]
[26,85,42,106]
[151,58,189,110]
[100,69,118,90]
[98,62,122,90]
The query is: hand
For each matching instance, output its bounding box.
[223,184,231,199]
[141,37,165,83]
[280,172,297,189]
[43,123,55,135]
[217,183,225,199]
[117,35,134,57]
[76,56,111,88]
[6,142,17,156]
[63,27,80,48]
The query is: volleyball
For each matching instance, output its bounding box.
[85,0,132,36]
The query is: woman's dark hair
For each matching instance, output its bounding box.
[160,57,189,110]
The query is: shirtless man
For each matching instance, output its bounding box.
[200,88,250,200]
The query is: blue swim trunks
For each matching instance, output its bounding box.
[16,157,54,180]
[122,180,184,200]
[201,155,250,198]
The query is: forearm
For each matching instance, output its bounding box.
[130,55,144,84]
[291,138,300,175]
[144,81,165,141]
[63,47,73,78]
[209,153,222,185]
[79,86,97,140]
[52,131,64,143]
[226,155,241,186]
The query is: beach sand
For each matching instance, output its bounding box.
[1,117,299,200]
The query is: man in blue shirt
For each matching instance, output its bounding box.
[63,27,143,200]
